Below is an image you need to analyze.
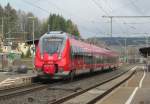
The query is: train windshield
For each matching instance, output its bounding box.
[42,37,63,55]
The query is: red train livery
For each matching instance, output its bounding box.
[34,31,119,79]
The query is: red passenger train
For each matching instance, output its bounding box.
[34,31,119,79]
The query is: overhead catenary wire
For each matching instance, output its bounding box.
[104,0,113,13]
[92,0,149,37]
[46,0,105,34]
[91,0,135,61]
[42,0,107,35]
[103,16,150,34]
[128,0,144,15]
[110,0,142,14]
[22,1,145,39]
[23,0,104,36]
[23,0,50,14]
[24,0,127,37]
[91,0,127,37]
[5,0,149,39]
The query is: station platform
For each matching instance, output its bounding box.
[0,70,37,89]
[96,66,150,104]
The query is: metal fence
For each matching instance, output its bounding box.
[0,53,21,71]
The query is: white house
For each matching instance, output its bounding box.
[18,42,30,56]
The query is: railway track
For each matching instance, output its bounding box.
[0,83,47,100]
[0,71,106,101]
[0,65,135,104]
[0,77,65,101]
[50,66,137,104]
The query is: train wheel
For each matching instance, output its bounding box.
[70,70,75,81]
[90,69,94,74]
[114,67,118,70]
[109,67,113,71]
[101,67,104,72]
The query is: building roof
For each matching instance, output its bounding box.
[25,39,39,45]
[139,47,150,57]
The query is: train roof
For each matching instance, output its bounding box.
[39,31,118,57]
[70,38,118,57]
[40,31,68,39]
[139,47,150,57]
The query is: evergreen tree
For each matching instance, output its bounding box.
[45,14,80,36]
[0,5,3,17]
[0,3,80,40]
[0,5,4,35]
[2,3,18,38]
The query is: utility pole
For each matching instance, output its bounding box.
[124,38,127,63]
[124,38,126,55]
[48,24,50,32]
[103,15,150,37]
[28,17,35,48]
[102,16,113,37]
[28,17,35,69]
[110,17,112,37]
[1,17,4,70]
[1,17,3,39]
[103,16,113,37]
[146,33,149,47]
[32,18,35,69]
[146,33,149,72]
[32,18,35,48]
[103,15,150,64]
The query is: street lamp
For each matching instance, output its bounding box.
[28,17,35,49]
[28,16,35,69]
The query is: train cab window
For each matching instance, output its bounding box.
[42,37,63,55]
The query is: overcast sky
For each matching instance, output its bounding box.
[0,0,150,38]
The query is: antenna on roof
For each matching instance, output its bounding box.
[47,31,64,34]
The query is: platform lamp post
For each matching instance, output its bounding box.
[1,17,4,70]
[28,17,35,71]
[145,33,149,72]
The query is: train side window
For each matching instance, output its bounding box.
[71,46,76,60]
[101,56,104,63]
[70,46,73,60]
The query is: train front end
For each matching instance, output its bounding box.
[35,32,71,79]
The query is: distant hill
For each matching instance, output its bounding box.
[87,37,148,55]
[87,37,148,46]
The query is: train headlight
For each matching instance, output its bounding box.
[58,54,62,59]
[58,68,64,72]
[48,56,52,60]
[41,55,43,59]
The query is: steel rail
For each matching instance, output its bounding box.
[0,83,47,100]
[50,66,136,104]
[87,70,135,104]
